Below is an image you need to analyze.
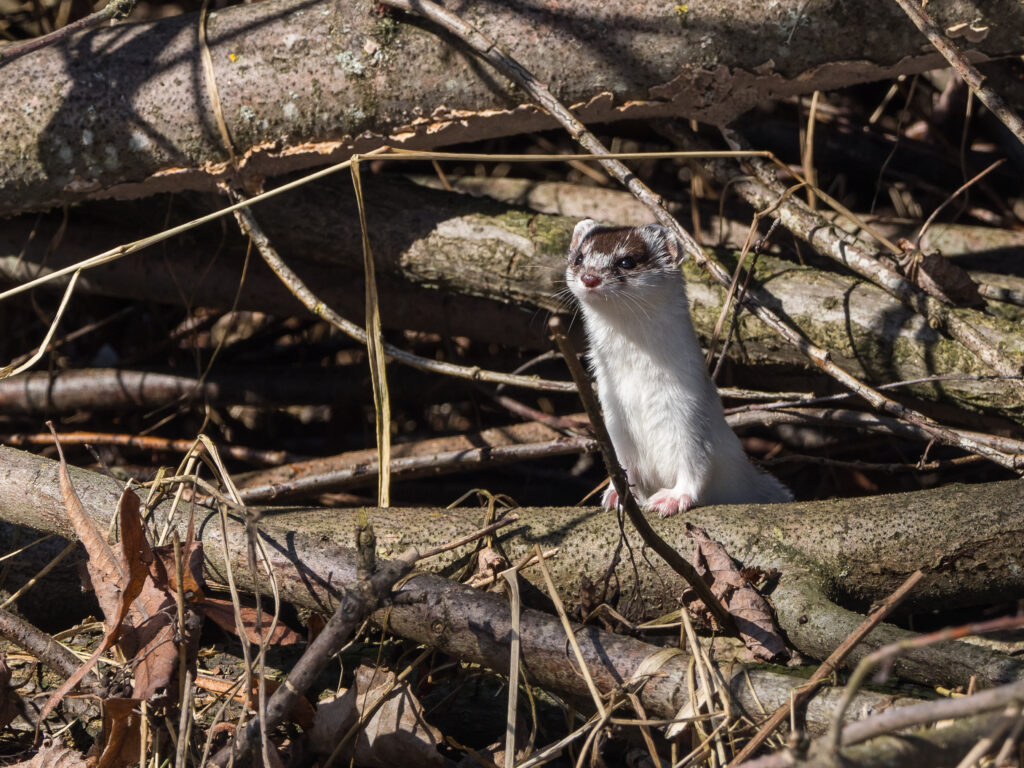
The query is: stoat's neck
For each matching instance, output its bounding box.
[582,274,702,365]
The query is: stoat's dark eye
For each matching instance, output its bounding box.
[572,252,583,267]
[616,257,636,270]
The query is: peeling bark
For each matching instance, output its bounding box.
[1,0,1023,213]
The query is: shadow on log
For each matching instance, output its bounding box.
[1,446,1021,699]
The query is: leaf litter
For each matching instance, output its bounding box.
[29,431,304,767]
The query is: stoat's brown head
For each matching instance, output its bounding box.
[566,220,682,304]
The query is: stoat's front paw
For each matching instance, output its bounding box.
[646,489,696,518]
[601,483,620,510]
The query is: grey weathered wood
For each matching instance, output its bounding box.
[1,446,1021,692]
[1,0,1023,213]
[2,179,1022,419]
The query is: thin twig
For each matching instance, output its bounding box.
[198,0,238,170]
[915,158,1005,248]
[992,703,1024,765]
[0,269,81,379]
[534,544,607,718]
[499,566,522,768]
[2,430,298,466]
[548,317,738,636]
[828,613,1024,751]
[802,91,820,210]
[228,196,575,393]
[841,682,1024,749]
[379,0,1021,472]
[351,158,392,507]
[889,0,1024,147]
[5,306,133,370]
[0,0,136,66]
[0,605,100,685]
[236,435,596,503]
[418,515,519,561]
[711,218,779,381]
[0,540,79,611]
[703,124,1024,398]
[728,570,922,764]
[725,373,1023,415]
[214,546,419,767]
[726,405,1024,458]
[761,452,983,474]
[953,704,1017,768]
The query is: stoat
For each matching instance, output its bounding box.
[565,219,792,516]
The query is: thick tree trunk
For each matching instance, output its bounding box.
[2,0,1022,213]
[1,446,1021,691]
[3,178,1023,419]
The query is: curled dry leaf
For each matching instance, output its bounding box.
[895,239,985,308]
[149,516,303,647]
[309,664,444,768]
[196,598,304,647]
[466,545,508,589]
[684,523,789,662]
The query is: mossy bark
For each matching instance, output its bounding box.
[1,446,1021,691]
[2,177,1022,419]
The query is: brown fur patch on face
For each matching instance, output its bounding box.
[583,227,654,268]
[581,225,667,276]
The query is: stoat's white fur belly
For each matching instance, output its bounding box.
[581,279,791,507]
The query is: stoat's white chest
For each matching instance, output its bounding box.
[564,219,792,509]
[579,280,719,495]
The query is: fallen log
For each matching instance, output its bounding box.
[0,445,930,732]
[3,178,1023,420]
[3,0,1023,213]
[1,445,1020,692]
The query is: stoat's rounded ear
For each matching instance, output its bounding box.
[638,224,685,265]
[570,219,599,251]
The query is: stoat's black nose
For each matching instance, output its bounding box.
[581,273,601,288]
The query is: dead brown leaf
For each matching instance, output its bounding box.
[152,522,302,654]
[197,598,304,646]
[88,698,142,768]
[41,432,203,727]
[51,430,123,619]
[0,655,20,730]
[685,524,789,662]
[126,538,203,703]
[309,664,443,767]
[8,741,88,768]
[38,487,156,724]
[895,239,985,308]
[466,545,508,589]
